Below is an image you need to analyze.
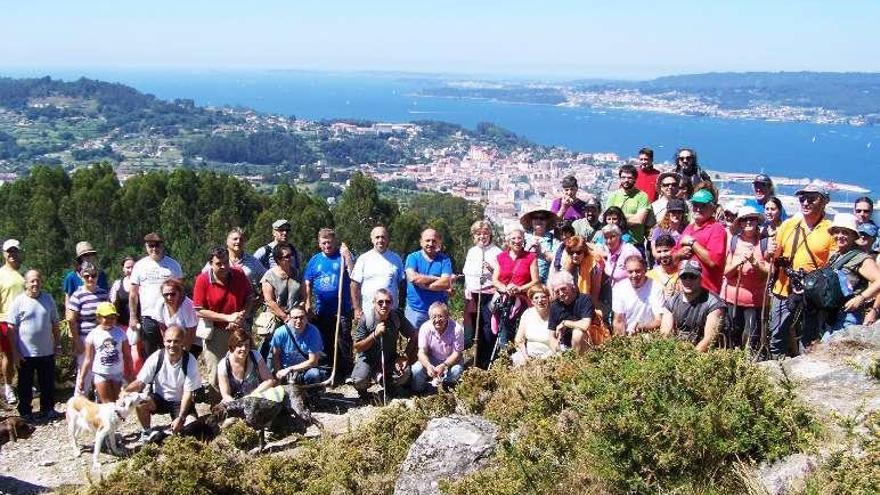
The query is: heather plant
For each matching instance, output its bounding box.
[447,337,818,494]
[800,411,880,495]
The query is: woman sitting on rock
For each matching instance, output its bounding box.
[511,285,557,366]
[824,213,880,337]
[218,327,274,403]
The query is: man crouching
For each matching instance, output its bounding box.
[125,325,202,443]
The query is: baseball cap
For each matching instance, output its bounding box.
[95,301,119,318]
[794,181,830,199]
[2,239,21,252]
[678,259,703,277]
[272,219,291,230]
[666,198,687,212]
[753,173,773,184]
[689,189,715,204]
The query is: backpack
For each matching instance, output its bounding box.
[800,250,862,310]
[149,349,190,391]
[729,234,768,256]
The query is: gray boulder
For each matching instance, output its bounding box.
[394,414,498,495]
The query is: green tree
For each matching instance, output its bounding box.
[333,173,397,253]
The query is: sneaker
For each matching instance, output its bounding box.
[4,385,17,405]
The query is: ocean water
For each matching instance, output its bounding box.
[7,69,880,194]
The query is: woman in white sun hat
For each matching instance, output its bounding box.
[824,213,880,337]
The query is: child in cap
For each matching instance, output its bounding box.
[76,302,131,403]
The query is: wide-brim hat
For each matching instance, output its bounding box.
[828,213,859,235]
[520,209,560,231]
[75,241,97,259]
[734,205,763,223]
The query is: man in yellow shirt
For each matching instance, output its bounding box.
[768,183,835,358]
[0,239,25,404]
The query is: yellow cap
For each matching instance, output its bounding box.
[95,302,119,318]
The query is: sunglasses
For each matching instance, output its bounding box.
[798,194,822,204]
[376,300,392,306]
[146,242,161,248]
[162,291,178,298]
[678,156,694,161]
[81,273,97,280]
[661,182,678,187]
[680,273,700,281]
[855,208,872,214]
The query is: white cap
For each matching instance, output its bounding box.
[2,239,20,252]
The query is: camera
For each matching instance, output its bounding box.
[774,256,791,269]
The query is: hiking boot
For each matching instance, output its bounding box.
[38,410,63,422]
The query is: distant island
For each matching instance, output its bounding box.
[419,72,880,126]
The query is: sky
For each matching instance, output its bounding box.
[3,1,879,79]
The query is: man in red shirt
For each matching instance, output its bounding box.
[634,147,661,202]
[674,189,727,295]
[193,246,252,390]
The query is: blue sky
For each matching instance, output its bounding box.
[3,1,879,78]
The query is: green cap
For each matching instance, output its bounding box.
[690,189,715,204]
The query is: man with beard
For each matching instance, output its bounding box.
[607,164,651,251]
[660,260,725,352]
[572,197,602,241]
[648,234,680,301]
[673,148,711,188]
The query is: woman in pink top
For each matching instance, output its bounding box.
[483,228,538,367]
[721,206,771,353]
[600,224,642,286]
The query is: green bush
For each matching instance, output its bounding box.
[447,337,818,494]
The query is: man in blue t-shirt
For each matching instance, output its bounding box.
[270,306,327,386]
[404,229,453,330]
[303,228,354,383]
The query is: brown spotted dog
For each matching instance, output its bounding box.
[66,391,148,469]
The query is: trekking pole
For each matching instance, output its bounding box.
[474,248,485,368]
[379,333,387,406]
[732,264,742,352]
[305,251,348,390]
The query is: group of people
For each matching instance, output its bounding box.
[0,146,878,442]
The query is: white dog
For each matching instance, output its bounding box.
[67,391,147,469]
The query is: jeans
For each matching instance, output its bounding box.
[410,361,462,393]
[725,303,762,353]
[822,310,862,342]
[768,294,826,357]
[404,306,429,332]
[314,312,353,383]
[464,292,493,351]
[18,355,55,416]
[294,367,327,385]
[141,316,162,357]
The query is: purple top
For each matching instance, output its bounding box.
[418,320,464,365]
[550,197,587,221]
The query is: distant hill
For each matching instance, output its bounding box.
[579,72,880,115]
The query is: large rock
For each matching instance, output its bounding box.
[394,414,498,495]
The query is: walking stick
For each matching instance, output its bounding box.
[302,250,347,390]
[474,247,486,368]
[379,333,387,406]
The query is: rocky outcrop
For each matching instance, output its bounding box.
[755,325,880,494]
[394,414,498,495]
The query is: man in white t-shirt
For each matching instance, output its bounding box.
[129,232,183,356]
[612,255,663,336]
[126,326,201,442]
[350,226,406,321]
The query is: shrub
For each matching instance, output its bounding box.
[800,411,880,494]
[446,337,819,494]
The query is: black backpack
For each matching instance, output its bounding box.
[800,250,862,310]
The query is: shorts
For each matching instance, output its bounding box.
[150,393,195,418]
[93,371,125,385]
[0,322,10,354]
